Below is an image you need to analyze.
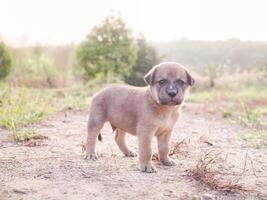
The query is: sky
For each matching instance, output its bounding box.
[0,0,267,46]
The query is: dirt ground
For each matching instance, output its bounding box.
[0,102,267,200]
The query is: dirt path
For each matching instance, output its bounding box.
[0,103,266,200]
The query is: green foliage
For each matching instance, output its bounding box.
[188,73,267,103]
[14,129,41,142]
[0,42,13,80]
[51,86,92,111]
[125,35,161,86]
[13,48,58,87]
[239,130,267,149]
[28,54,58,86]
[262,65,267,78]
[10,45,76,88]
[222,109,233,118]
[205,64,221,87]
[187,90,217,102]
[0,83,96,141]
[76,15,136,82]
[0,85,51,133]
[239,103,263,128]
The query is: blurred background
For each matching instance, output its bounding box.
[0,0,266,134]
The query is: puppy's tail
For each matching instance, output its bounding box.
[98,133,102,141]
[98,124,117,142]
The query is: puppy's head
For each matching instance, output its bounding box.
[144,62,195,106]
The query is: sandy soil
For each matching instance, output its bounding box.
[0,102,267,200]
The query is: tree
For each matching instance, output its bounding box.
[0,42,12,81]
[76,15,136,82]
[125,35,161,86]
[205,63,221,87]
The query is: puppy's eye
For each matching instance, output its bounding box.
[158,79,167,85]
[175,79,185,85]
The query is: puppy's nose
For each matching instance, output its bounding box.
[167,90,177,98]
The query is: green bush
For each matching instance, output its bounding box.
[26,54,58,87]
[76,15,136,83]
[11,48,59,87]
[0,86,51,131]
[0,42,12,80]
[124,36,161,86]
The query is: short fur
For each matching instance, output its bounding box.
[85,62,194,173]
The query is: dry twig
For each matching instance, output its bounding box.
[187,150,253,193]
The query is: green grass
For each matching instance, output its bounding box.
[239,130,267,149]
[0,83,101,141]
[222,109,234,118]
[238,103,264,128]
[50,86,91,111]
[237,85,267,100]
[188,84,267,103]
[0,85,51,131]
[221,102,265,128]
[187,90,216,102]
[14,129,47,142]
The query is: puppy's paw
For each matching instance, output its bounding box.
[125,150,138,157]
[160,158,177,166]
[84,154,98,161]
[140,164,157,173]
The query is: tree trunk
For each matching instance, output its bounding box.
[210,78,215,87]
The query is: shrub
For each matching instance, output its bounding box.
[76,15,136,83]
[0,42,12,80]
[124,35,161,86]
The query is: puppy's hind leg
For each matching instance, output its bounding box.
[85,105,105,161]
[115,129,137,157]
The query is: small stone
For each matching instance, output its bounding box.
[202,193,214,200]
[12,188,27,194]
[192,194,201,200]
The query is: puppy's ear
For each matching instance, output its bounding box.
[186,70,195,86]
[144,67,157,85]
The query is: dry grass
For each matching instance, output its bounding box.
[14,129,48,142]
[152,139,188,161]
[186,151,253,193]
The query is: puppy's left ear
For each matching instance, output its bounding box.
[144,67,157,85]
[186,70,195,86]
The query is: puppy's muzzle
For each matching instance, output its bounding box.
[166,88,178,98]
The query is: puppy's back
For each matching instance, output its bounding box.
[89,84,147,134]
[92,84,146,104]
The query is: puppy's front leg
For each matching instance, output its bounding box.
[157,132,176,166]
[137,128,157,173]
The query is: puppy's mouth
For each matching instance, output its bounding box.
[158,98,183,106]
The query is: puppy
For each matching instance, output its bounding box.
[85,62,194,173]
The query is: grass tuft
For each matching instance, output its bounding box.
[239,130,267,149]
[14,129,48,142]
[222,109,234,118]
[186,151,253,193]
[0,86,50,129]
[239,102,264,128]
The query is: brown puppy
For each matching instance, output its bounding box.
[85,62,194,173]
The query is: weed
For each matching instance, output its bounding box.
[186,151,252,193]
[239,130,267,149]
[14,129,47,142]
[188,86,267,103]
[239,103,263,128]
[0,85,51,139]
[152,139,188,161]
[222,109,233,118]
[187,91,216,102]
[51,86,93,111]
